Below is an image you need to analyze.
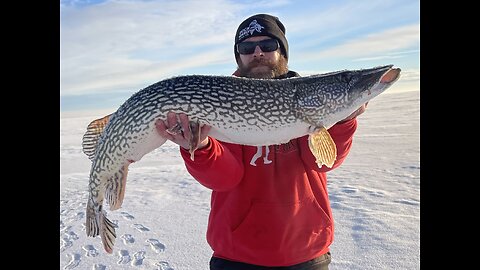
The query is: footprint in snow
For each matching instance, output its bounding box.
[117,249,131,265]
[131,251,146,266]
[65,231,79,240]
[341,187,357,194]
[60,231,78,252]
[82,244,99,257]
[60,238,72,252]
[121,211,135,220]
[155,261,175,270]
[147,239,166,253]
[133,223,150,232]
[121,234,135,244]
[63,253,81,269]
[92,264,106,270]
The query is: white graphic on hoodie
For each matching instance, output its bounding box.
[250,146,272,166]
[238,20,264,40]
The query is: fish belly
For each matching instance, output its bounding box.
[208,122,311,146]
[126,124,167,162]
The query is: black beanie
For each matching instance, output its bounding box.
[234,14,289,61]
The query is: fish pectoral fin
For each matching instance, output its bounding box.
[105,163,129,211]
[188,120,201,161]
[100,210,117,254]
[82,114,113,161]
[308,127,337,168]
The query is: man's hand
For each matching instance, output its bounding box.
[338,102,368,123]
[155,112,212,150]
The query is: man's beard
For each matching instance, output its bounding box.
[237,55,289,79]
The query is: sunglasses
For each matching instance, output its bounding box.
[236,39,279,55]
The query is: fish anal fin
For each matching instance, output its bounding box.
[100,210,117,254]
[308,127,337,168]
[105,163,129,211]
[82,114,113,161]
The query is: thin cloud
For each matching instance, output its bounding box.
[60,0,420,111]
[297,24,419,61]
[61,0,242,96]
[284,0,418,45]
[62,49,233,96]
[353,50,419,62]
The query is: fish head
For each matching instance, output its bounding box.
[295,65,401,128]
[349,65,401,100]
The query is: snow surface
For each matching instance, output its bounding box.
[60,90,419,270]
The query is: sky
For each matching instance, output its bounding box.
[60,0,420,112]
[60,89,420,269]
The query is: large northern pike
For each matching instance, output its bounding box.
[82,65,401,253]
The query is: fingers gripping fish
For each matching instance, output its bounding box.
[164,120,201,161]
[81,65,401,253]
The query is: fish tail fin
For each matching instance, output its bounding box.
[85,199,100,237]
[308,127,337,168]
[100,210,117,254]
[105,163,129,211]
[85,197,117,253]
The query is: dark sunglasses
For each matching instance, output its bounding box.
[236,39,279,55]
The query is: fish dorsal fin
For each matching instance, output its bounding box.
[82,114,112,161]
[105,163,129,211]
[308,127,337,168]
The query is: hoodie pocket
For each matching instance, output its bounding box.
[231,196,332,259]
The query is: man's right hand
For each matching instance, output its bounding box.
[155,112,212,150]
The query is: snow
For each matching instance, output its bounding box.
[60,89,419,269]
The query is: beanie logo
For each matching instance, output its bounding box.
[238,20,264,40]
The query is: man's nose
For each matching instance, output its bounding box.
[252,45,264,57]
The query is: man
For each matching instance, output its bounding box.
[156,13,366,270]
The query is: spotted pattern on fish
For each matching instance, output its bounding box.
[83,65,401,253]
[111,75,299,131]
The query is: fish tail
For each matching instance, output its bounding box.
[100,210,117,254]
[85,199,100,237]
[85,200,117,253]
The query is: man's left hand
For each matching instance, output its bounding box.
[338,102,368,123]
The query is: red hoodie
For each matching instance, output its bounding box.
[180,119,357,267]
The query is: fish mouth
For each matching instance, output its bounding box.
[380,68,401,84]
[356,65,401,96]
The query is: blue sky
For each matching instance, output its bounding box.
[60,0,419,112]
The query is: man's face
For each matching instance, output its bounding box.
[236,36,288,79]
